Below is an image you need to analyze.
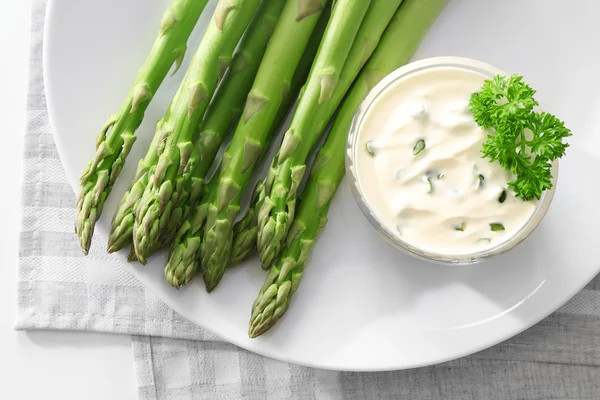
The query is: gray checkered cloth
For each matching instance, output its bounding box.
[17,0,600,399]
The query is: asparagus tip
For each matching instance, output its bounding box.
[77,235,90,256]
[203,273,220,293]
[106,238,118,254]
[248,322,268,339]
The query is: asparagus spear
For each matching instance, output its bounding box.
[75,0,208,255]
[249,0,448,338]
[255,0,405,269]
[108,0,286,254]
[131,0,261,264]
[229,4,332,266]
[166,0,330,290]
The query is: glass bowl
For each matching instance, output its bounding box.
[345,56,558,265]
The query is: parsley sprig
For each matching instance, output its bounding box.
[469,75,572,201]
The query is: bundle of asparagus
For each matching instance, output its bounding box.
[130,0,263,264]
[249,0,448,337]
[253,0,407,270]
[232,0,406,265]
[108,0,286,256]
[166,0,330,291]
[75,0,446,337]
[200,0,372,290]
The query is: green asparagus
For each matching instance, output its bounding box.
[108,0,286,254]
[249,0,448,338]
[230,4,332,266]
[75,0,208,255]
[255,0,405,270]
[166,0,330,290]
[131,0,261,264]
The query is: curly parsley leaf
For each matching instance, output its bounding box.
[470,75,539,128]
[469,74,572,201]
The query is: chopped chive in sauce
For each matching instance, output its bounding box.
[454,222,466,231]
[490,223,505,232]
[423,175,433,193]
[478,174,485,188]
[413,139,426,155]
[365,140,376,156]
[498,189,507,204]
[437,172,444,179]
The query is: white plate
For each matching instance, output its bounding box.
[45,0,600,371]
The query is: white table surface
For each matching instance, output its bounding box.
[0,1,136,398]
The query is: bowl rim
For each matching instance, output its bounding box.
[345,56,558,265]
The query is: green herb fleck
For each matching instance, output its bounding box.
[437,172,444,179]
[478,174,485,188]
[425,176,433,193]
[498,189,507,204]
[490,223,505,232]
[454,223,466,232]
[469,74,572,201]
[413,139,426,156]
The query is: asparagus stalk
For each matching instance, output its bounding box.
[131,0,261,264]
[249,0,448,338]
[108,0,286,254]
[166,0,330,290]
[255,0,405,269]
[75,0,208,255]
[229,4,332,266]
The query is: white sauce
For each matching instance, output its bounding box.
[356,66,539,256]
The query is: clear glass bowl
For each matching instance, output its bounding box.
[345,56,558,265]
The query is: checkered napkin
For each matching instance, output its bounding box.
[17,0,600,399]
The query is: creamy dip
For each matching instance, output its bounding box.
[355,66,539,256]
